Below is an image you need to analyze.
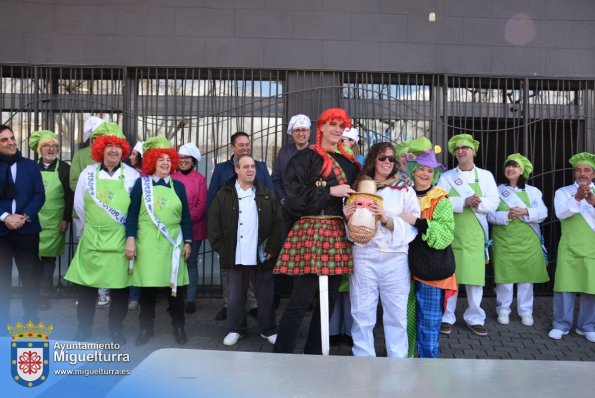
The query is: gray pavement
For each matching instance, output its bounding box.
[6,295,595,368]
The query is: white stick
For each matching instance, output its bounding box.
[319,275,330,356]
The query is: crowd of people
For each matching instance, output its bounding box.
[0,106,593,356]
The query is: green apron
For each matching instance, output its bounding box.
[65,168,131,288]
[38,161,66,257]
[554,213,595,294]
[449,178,486,286]
[491,191,549,284]
[132,182,188,287]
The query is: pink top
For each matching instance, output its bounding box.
[172,169,207,241]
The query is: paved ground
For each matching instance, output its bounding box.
[5,295,595,368]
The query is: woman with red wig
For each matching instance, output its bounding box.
[125,136,192,346]
[65,122,140,343]
[273,108,360,354]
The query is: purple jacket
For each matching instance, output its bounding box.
[172,169,207,241]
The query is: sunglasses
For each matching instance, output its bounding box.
[377,155,396,163]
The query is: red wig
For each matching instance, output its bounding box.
[91,135,131,163]
[311,108,359,177]
[142,148,179,176]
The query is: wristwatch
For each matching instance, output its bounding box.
[22,214,31,223]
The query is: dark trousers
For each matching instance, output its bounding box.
[76,284,128,335]
[39,256,56,296]
[139,287,186,330]
[227,266,276,336]
[0,232,40,325]
[274,274,341,354]
[274,211,295,299]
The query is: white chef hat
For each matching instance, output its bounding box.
[83,116,105,141]
[342,127,359,141]
[287,114,311,135]
[133,141,144,156]
[179,142,202,162]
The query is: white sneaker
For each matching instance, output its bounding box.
[96,294,111,309]
[576,329,595,343]
[223,332,243,346]
[521,315,534,327]
[548,328,569,340]
[260,333,277,345]
[497,314,509,325]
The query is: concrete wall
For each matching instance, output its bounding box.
[1,0,594,77]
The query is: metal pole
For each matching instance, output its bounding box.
[523,78,529,154]
[319,275,330,356]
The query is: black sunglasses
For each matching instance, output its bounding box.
[377,155,396,163]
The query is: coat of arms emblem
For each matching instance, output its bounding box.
[7,321,53,387]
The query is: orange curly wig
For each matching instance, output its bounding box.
[142,148,179,176]
[312,108,359,177]
[91,135,131,163]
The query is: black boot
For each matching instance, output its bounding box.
[185,302,196,314]
[110,329,127,345]
[135,328,154,346]
[173,327,187,345]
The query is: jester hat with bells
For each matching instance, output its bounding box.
[406,136,445,185]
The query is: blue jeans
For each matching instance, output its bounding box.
[186,240,203,302]
[129,286,140,301]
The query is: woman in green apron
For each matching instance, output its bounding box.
[125,136,192,346]
[65,122,139,343]
[488,154,549,327]
[29,130,73,311]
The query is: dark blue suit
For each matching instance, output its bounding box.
[0,156,45,325]
[0,157,45,235]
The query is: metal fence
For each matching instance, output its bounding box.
[2,65,593,296]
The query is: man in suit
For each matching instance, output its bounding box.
[207,131,274,321]
[0,125,45,326]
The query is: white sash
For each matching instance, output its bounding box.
[561,185,595,232]
[87,166,127,225]
[141,176,184,296]
[498,184,548,259]
[445,169,492,260]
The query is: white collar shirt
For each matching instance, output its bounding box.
[235,181,258,266]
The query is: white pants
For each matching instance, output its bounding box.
[442,284,485,326]
[495,283,533,317]
[350,248,409,358]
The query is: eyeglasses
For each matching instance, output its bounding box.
[377,155,396,163]
[292,128,309,135]
[455,146,472,152]
[41,144,59,150]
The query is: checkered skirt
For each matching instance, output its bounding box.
[274,216,353,276]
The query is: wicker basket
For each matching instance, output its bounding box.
[347,220,376,245]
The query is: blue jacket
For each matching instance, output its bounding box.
[0,157,45,235]
[206,157,274,212]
